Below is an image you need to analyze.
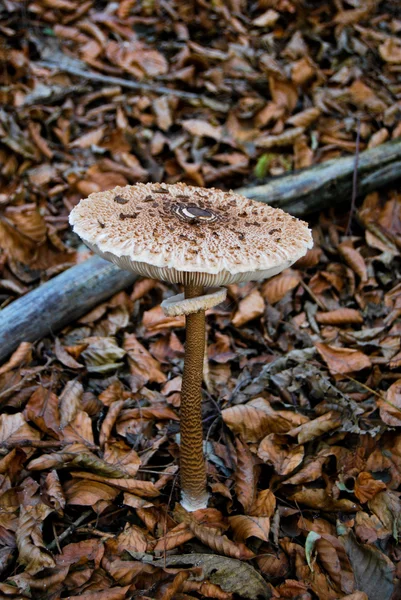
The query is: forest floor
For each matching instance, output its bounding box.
[0,1,401,599]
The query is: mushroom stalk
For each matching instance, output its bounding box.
[180,284,209,511]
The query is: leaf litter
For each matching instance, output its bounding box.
[0,0,401,598]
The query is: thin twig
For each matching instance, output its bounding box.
[346,118,361,235]
[36,60,202,101]
[47,510,92,552]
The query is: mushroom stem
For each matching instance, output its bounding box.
[180,283,209,511]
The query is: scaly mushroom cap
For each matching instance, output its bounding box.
[69,183,313,286]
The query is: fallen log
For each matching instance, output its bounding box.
[237,138,401,216]
[0,138,400,362]
[0,256,137,363]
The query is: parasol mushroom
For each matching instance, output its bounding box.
[69,182,313,511]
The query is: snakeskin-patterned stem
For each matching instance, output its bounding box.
[180,284,209,511]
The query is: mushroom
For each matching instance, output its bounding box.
[69,182,313,511]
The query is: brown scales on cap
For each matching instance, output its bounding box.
[69,182,313,287]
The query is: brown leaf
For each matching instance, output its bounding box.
[315,309,363,325]
[43,470,66,513]
[255,126,304,149]
[261,270,300,304]
[99,400,124,447]
[54,338,84,369]
[229,515,270,543]
[123,333,166,390]
[71,471,161,497]
[338,243,368,282]
[24,386,60,437]
[64,479,119,508]
[232,289,265,327]
[70,126,106,148]
[313,533,355,594]
[142,305,185,335]
[288,411,341,444]
[316,343,371,375]
[0,342,32,375]
[249,489,276,518]
[0,412,41,447]
[153,522,194,552]
[182,119,222,140]
[61,410,95,446]
[291,488,359,512]
[115,523,148,553]
[379,380,401,426]
[258,433,304,476]
[287,107,321,129]
[379,38,401,64]
[222,397,308,443]
[59,380,83,428]
[234,437,256,513]
[103,439,141,477]
[16,503,55,575]
[354,472,386,503]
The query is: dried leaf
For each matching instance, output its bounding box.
[16,503,55,575]
[229,515,270,542]
[234,437,256,513]
[262,270,301,304]
[258,433,304,476]
[43,470,66,513]
[354,472,386,503]
[315,309,363,325]
[59,380,83,428]
[153,554,270,600]
[379,380,401,426]
[338,243,368,282]
[0,342,32,375]
[316,343,371,375]
[0,413,41,447]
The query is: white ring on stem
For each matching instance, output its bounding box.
[161,287,227,316]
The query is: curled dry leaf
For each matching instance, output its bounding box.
[71,471,161,497]
[258,434,304,476]
[123,333,166,390]
[249,489,276,518]
[287,107,321,129]
[288,411,341,444]
[54,338,84,369]
[315,343,371,375]
[222,397,308,443]
[354,472,386,503]
[43,469,66,513]
[16,503,55,575]
[234,436,256,513]
[231,289,265,328]
[379,380,401,427]
[315,309,363,325]
[306,532,355,594]
[0,342,32,376]
[59,380,83,429]
[153,522,194,552]
[0,412,41,447]
[291,488,359,512]
[24,386,60,437]
[261,270,300,305]
[99,400,124,447]
[255,127,305,149]
[229,515,270,543]
[338,244,368,282]
[81,337,126,373]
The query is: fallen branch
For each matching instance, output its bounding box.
[1,139,400,362]
[0,256,137,363]
[238,138,401,216]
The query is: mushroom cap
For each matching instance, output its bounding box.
[69,183,313,286]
